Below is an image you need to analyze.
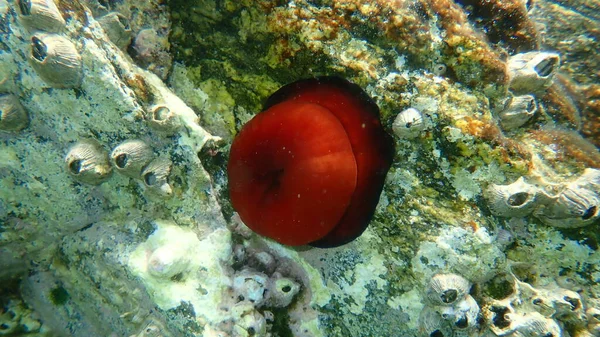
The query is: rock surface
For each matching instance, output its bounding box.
[1,0,599,336]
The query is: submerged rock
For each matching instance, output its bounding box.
[1,0,599,336]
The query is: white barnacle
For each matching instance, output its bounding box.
[65,140,112,185]
[506,312,562,337]
[392,107,426,139]
[141,157,173,195]
[498,94,537,130]
[534,169,600,228]
[147,104,182,133]
[437,294,480,331]
[97,12,133,50]
[419,306,453,337]
[231,303,267,337]
[110,140,155,179]
[265,273,300,308]
[426,273,471,306]
[0,94,29,132]
[29,33,83,88]
[232,269,269,307]
[545,288,586,324]
[16,0,66,32]
[508,51,560,95]
[484,177,545,217]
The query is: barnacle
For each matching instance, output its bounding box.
[426,273,471,306]
[498,94,537,130]
[141,157,173,195]
[232,269,269,307]
[484,177,545,217]
[147,104,182,133]
[534,168,600,228]
[392,107,427,139]
[0,94,29,132]
[419,306,453,337]
[437,294,480,330]
[16,0,66,32]
[110,140,155,179]
[265,272,300,308]
[29,33,83,88]
[506,312,562,337]
[97,12,133,50]
[64,140,112,185]
[508,51,560,95]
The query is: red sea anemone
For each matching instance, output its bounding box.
[227,77,394,247]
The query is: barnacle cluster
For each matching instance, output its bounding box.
[485,168,600,228]
[15,1,83,89]
[481,265,591,337]
[228,263,302,336]
[64,139,174,195]
[223,218,319,337]
[419,273,480,336]
[495,51,561,131]
[80,0,172,78]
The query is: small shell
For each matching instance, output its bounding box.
[427,273,471,306]
[433,64,447,76]
[508,51,560,95]
[233,305,267,337]
[147,105,182,133]
[392,107,426,139]
[486,304,514,335]
[232,269,269,307]
[265,273,300,308]
[508,312,562,337]
[97,12,132,50]
[548,289,585,323]
[147,245,192,279]
[437,294,480,330]
[530,294,556,317]
[16,0,66,32]
[29,33,83,88]
[141,157,172,195]
[419,306,453,337]
[110,140,155,178]
[65,140,112,185]
[498,94,537,130]
[0,94,29,131]
[534,170,600,228]
[484,177,543,217]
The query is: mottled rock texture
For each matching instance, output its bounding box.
[1,0,599,336]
